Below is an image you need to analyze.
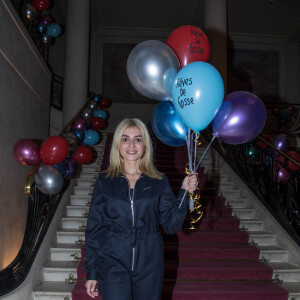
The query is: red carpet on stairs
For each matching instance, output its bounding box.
[72,137,289,299]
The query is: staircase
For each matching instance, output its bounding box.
[32,134,300,300]
[32,132,111,300]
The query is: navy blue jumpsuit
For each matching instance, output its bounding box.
[84,172,188,300]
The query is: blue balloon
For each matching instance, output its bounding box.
[172,61,224,132]
[91,94,102,102]
[46,23,62,37]
[151,101,186,147]
[53,161,67,176]
[72,129,85,144]
[83,129,99,145]
[36,22,47,34]
[93,109,107,120]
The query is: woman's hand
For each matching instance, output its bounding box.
[85,280,99,298]
[181,173,198,192]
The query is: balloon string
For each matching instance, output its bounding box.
[195,135,216,172]
[193,132,198,172]
[188,128,193,171]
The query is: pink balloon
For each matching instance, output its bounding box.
[271,166,291,184]
[13,139,41,166]
[72,117,87,130]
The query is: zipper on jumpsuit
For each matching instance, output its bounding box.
[122,175,143,272]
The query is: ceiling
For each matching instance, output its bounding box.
[53,0,300,41]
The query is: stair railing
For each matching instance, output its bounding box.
[203,129,300,246]
[0,101,92,296]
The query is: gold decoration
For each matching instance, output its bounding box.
[185,167,203,230]
[79,224,86,231]
[24,165,39,196]
[71,253,81,262]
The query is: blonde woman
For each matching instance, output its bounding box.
[85,118,198,300]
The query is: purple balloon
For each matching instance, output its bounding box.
[271,134,290,153]
[72,117,87,130]
[271,166,291,184]
[64,158,78,180]
[13,139,41,165]
[212,91,267,144]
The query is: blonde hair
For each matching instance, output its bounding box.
[106,118,163,179]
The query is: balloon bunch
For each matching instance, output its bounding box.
[266,133,300,183]
[127,25,267,229]
[13,94,111,195]
[21,0,63,46]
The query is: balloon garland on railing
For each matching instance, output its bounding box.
[20,0,63,48]
[126,24,268,229]
[13,94,112,196]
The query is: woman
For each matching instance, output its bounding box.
[85,118,198,300]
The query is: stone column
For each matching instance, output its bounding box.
[204,0,228,91]
[62,0,90,127]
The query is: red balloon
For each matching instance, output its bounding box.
[166,25,210,67]
[272,107,280,116]
[277,151,300,171]
[99,98,112,109]
[91,117,105,130]
[31,0,50,11]
[40,136,69,165]
[72,145,93,164]
[256,134,271,150]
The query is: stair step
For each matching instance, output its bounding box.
[33,282,73,300]
[164,243,260,260]
[66,206,89,217]
[225,198,248,208]
[50,246,82,261]
[258,245,288,262]
[43,261,78,281]
[239,219,264,231]
[270,262,300,282]
[56,230,85,244]
[70,195,91,206]
[73,186,94,196]
[281,282,300,300]
[79,171,100,179]
[164,260,273,280]
[76,178,97,187]
[163,228,249,243]
[81,165,101,172]
[62,217,87,229]
[231,208,256,219]
[248,231,275,246]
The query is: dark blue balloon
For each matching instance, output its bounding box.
[72,129,85,144]
[91,94,102,102]
[53,161,67,176]
[36,22,47,34]
[93,109,107,120]
[151,101,186,147]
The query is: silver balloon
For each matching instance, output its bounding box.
[35,165,64,195]
[62,133,79,157]
[80,108,93,119]
[86,99,98,111]
[127,40,180,101]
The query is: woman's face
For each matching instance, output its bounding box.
[119,126,145,162]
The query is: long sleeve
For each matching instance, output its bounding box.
[159,176,189,235]
[84,176,104,280]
